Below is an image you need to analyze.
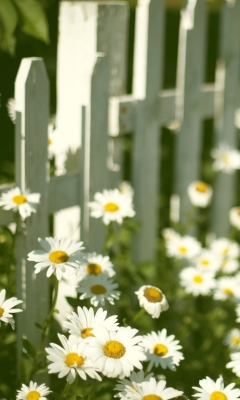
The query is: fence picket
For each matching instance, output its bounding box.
[132,0,165,262]
[14,58,49,363]
[211,1,240,235]
[174,0,207,221]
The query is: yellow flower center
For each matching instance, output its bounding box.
[0,307,4,317]
[12,195,27,205]
[232,337,240,345]
[27,391,40,400]
[201,259,209,266]
[86,263,102,275]
[221,154,229,164]
[153,343,168,356]
[179,246,187,254]
[237,210,240,216]
[142,396,162,400]
[49,250,68,264]
[144,287,162,303]
[90,284,106,294]
[103,340,126,359]
[104,202,119,212]
[65,352,84,368]
[81,327,95,339]
[210,392,227,400]
[193,275,203,283]
[195,182,208,193]
[222,248,229,256]
[223,288,234,296]
[48,138,53,145]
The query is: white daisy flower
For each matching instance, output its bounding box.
[17,381,51,400]
[76,253,115,281]
[224,329,240,350]
[213,277,240,301]
[0,289,23,330]
[195,249,221,274]
[179,267,216,296]
[135,285,169,319]
[166,235,201,259]
[226,352,240,378]
[141,329,184,371]
[77,273,120,306]
[187,181,213,208]
[6,98,16,123]
[229,207,240,230]
[192,376,240,400]
[220,259,239,274]
[211,143,240,174]
[46,333,102,384]
[210,237,240,260]
[114,370,153,398]
[87,326,146,379]
[119,181,134,198]
[27,237,85,281]
[0,187,40,221]
[122,376,183,400]
[162,228,181,243]
[236,304,240,322]
[88,188,135,225]
[62,306,119,342]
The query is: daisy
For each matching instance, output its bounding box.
[236,304,240,323]
[213,277,240,301]
[0,187,40,220]
[121,376,183,400]
[179,267,216,296]
[187,180,213,208]
[135,285,169,319]
[162,228,181,243]
[76,253,115,281]
[229,207,240,230]
[114,370,153,398]
[192,376,240,400]
[17,381,51,400]
[141,329,184,371]
[195,249,221,274]
[224,329,240,350]
[77,273,120,306]
[119,181,134,198]
[210,237,240,260]
[62,306,119,342]
[166,235,201,259]
[220,259,239,274]
[226,352,240,378]
[211,143,240,174]
[46,333,102,384]
[27,237,85,281]
[87,326,146,379]
[88,188,135,225]
[0,289,23,329]
[6,98,16,123]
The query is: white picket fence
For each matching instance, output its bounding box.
[1,0,240,363]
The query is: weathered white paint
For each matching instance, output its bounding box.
[174,0,207,221]
[14,59,49,365]
[211,1,240,234]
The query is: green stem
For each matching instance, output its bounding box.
[61,381,71,399]
[132,307,146,323]
[102,222,114,254]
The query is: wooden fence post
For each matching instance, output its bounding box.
[15,58,49,366]
[174,0,207,221]
[132,0,165,262]
[211,1,240,235]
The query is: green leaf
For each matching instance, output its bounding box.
[13,0,49,44]
[0,0,18,54]
[22,337,36,359]
[35,322,43,330]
